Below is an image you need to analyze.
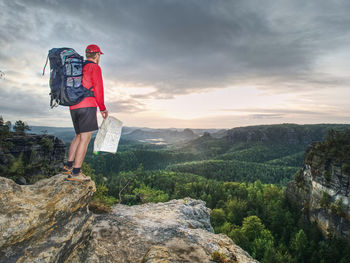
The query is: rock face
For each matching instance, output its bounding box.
[1,133,66,183]
[5,134,65,165]
[0,174,96,263]
[0,174,258,263]
[68,198,258,263]
[285,145,350,241]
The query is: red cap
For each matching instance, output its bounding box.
[86,44,104,54]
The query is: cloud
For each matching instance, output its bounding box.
[219,108,326,116]
[3,0,350,97]
[250,114,284,119]
[1,0,350,127]
[0,81,51,117]
[108,98,148,113]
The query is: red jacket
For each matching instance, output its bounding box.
[69,62,106,111]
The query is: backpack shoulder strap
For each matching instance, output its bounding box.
[83,60,96,66]
[42,55,49,76]
[82,60,95,98]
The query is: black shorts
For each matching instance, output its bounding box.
[70,107,98,134]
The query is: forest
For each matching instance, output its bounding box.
[2,118,350,263]
[86,163,350,263]
[83,125,350,263]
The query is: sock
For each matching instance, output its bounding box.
[72,167,81,175]
[67,161,74,168]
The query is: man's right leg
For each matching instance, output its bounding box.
[72,131,93,172]
[68,134,81,162]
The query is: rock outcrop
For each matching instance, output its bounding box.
[285,143,350,241]
[0,174,96,263]
[0,174,258,263]
[68,198,258,263]
[1,133,65,184]
[4,134,65,166]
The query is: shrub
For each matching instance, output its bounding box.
[89,184,118,214]
[8,153,25,180]
[133,183,169,203]
[13,120,30,135]
[211,251,237,263]
[39,137,54,152]
[330,198,347,218]
[342,163,350,175]
[319,191,332,209]
[322,170,331,182]
[305,150,314,163]
[295,169,305,188]
[0,116,12,151]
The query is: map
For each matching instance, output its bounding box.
[93,116,123,154]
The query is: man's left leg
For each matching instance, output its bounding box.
[68,134,81,162]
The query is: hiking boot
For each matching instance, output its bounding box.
[65,172,91,182]
[61,165,73,175]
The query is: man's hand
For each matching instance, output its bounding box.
[100,110,109,119]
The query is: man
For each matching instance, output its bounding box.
[63,44,108,182]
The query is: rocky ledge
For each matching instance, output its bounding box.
[0,174,96,263]
[68,198,258,263]
[0,174,258,263]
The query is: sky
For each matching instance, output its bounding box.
[1,0,350,129]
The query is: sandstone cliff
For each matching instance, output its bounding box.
[285,132,350,241]
[0,133,65,184]
[5,134,65,165]
[0,174,258,263]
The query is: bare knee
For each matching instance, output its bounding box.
[80,131,92,141]
[72,134,81,143]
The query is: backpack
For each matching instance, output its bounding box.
[42,48,94,108]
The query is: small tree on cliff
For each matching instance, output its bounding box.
[13,120,30,135]
[0,116,12,150]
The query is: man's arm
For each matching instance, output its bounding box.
[100,109,108,119]
[92,65,108,118]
